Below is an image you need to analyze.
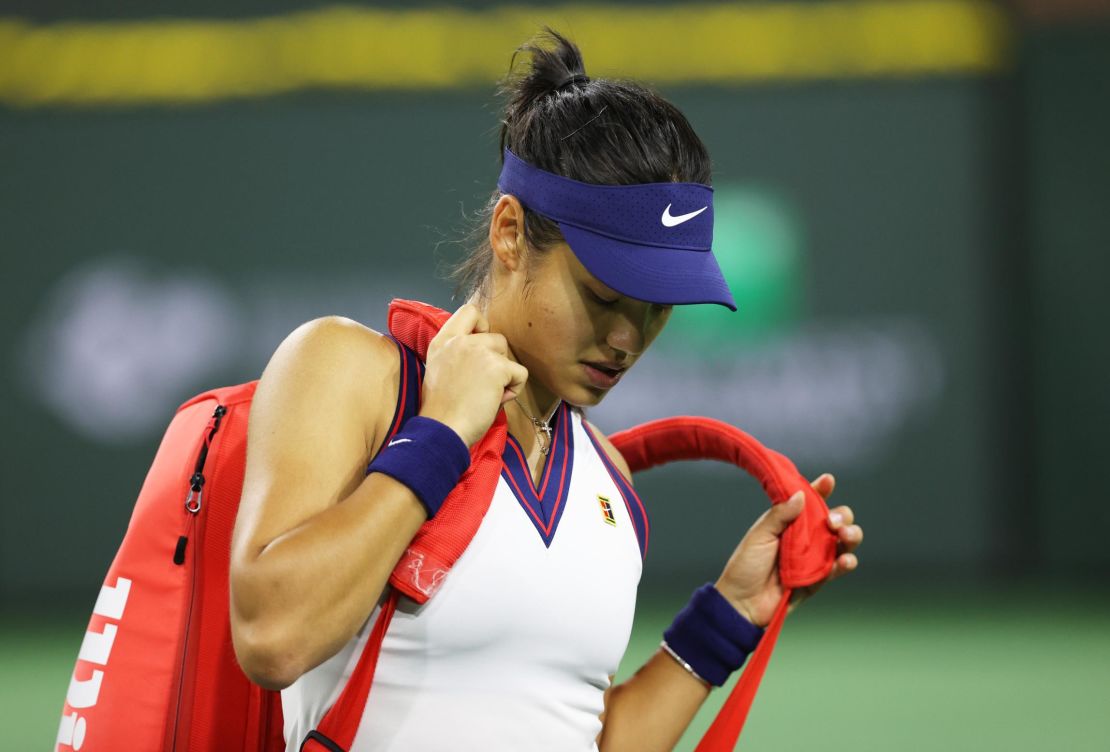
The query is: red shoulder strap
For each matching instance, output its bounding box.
[609,416,837,751]
[384,299,508,603]
[608,416,836,589]
[299,592,398,752]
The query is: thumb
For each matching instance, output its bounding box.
[760,492,806,537]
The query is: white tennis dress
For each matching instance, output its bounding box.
[281,393,650,751]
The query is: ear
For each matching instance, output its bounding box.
[489,194,526,272]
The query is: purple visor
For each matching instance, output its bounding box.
[497,149,736,310]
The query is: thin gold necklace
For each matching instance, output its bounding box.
[513,397,561,455]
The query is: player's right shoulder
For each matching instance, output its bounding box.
[256,316,401,441]
[271,315,397,380]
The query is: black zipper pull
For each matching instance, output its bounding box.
[174,536,188,565]
[183,404,226,515]
[176,403,227,563]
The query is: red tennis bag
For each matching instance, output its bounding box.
[57,300,835,752]
[55,382,284,752]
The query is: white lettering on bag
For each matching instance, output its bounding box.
[56,577,132,751]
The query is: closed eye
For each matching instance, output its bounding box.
[587,288,619,306]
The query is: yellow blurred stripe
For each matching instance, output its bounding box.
[0,1,1011,108]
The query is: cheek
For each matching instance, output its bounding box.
[647,309,673,343]
[526,276,589,336]
[519,302,596,371]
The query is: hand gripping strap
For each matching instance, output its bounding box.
[383,299,509,603]
[608,417,837,588]
[609,416,838,751]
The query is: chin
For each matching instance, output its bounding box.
[561,383,610,409]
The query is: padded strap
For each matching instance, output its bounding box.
[609,417,837,750]
[385,300,509,603]
[609,417,836,588]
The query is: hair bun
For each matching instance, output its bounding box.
[500,28,589,144]
[554,73,590,92]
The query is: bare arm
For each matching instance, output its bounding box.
[229,316,428,689]
[599,654,713,752]
[229,306,528,691]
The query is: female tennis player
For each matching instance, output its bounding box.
[229,29,862,752]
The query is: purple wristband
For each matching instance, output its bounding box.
[365,416,471,518]
[662,583,764,687]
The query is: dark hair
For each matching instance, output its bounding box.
[449,28,712,301]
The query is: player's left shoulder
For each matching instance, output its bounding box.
[582,418,634,486]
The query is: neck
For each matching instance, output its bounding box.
[516,388,561,425]
[466,291,562,432]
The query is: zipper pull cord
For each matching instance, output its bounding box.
[177,404,227,564]
[184,405,226,514]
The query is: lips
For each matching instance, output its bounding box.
[582,361,627,389]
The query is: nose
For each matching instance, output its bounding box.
[604,304,653,359]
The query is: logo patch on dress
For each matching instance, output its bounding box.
[597,494,617,526]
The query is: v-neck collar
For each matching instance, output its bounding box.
[500,401,574,547]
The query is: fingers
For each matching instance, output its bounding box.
[758,492,806,537]
[827,552,860,581]
[827,504,855,529]
[836,523,863,552]
[501,361,530,404]
[440,303,489,338]
[815,495,863,584]
[827,502,862,556]
[471,308,490,333]
[460,332,526,402]
[810,473,836,499]
[429,305,485,360]
[469,332,510,357]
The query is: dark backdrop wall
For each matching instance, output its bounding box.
[1,1,1106,607]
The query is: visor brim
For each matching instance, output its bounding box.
[558,222,737,311]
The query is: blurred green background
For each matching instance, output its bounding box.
[2,1,1108,749]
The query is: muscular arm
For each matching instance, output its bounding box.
[230,304,527,691]
[229,317,427,690]
[588,428,711,752]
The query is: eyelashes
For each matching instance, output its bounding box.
[587,288,619,306]
[586,287,672,314]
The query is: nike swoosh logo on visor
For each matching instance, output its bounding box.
[661,204,708,227]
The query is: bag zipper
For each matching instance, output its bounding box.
[174,404,227,564]
[169,403,227,751]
